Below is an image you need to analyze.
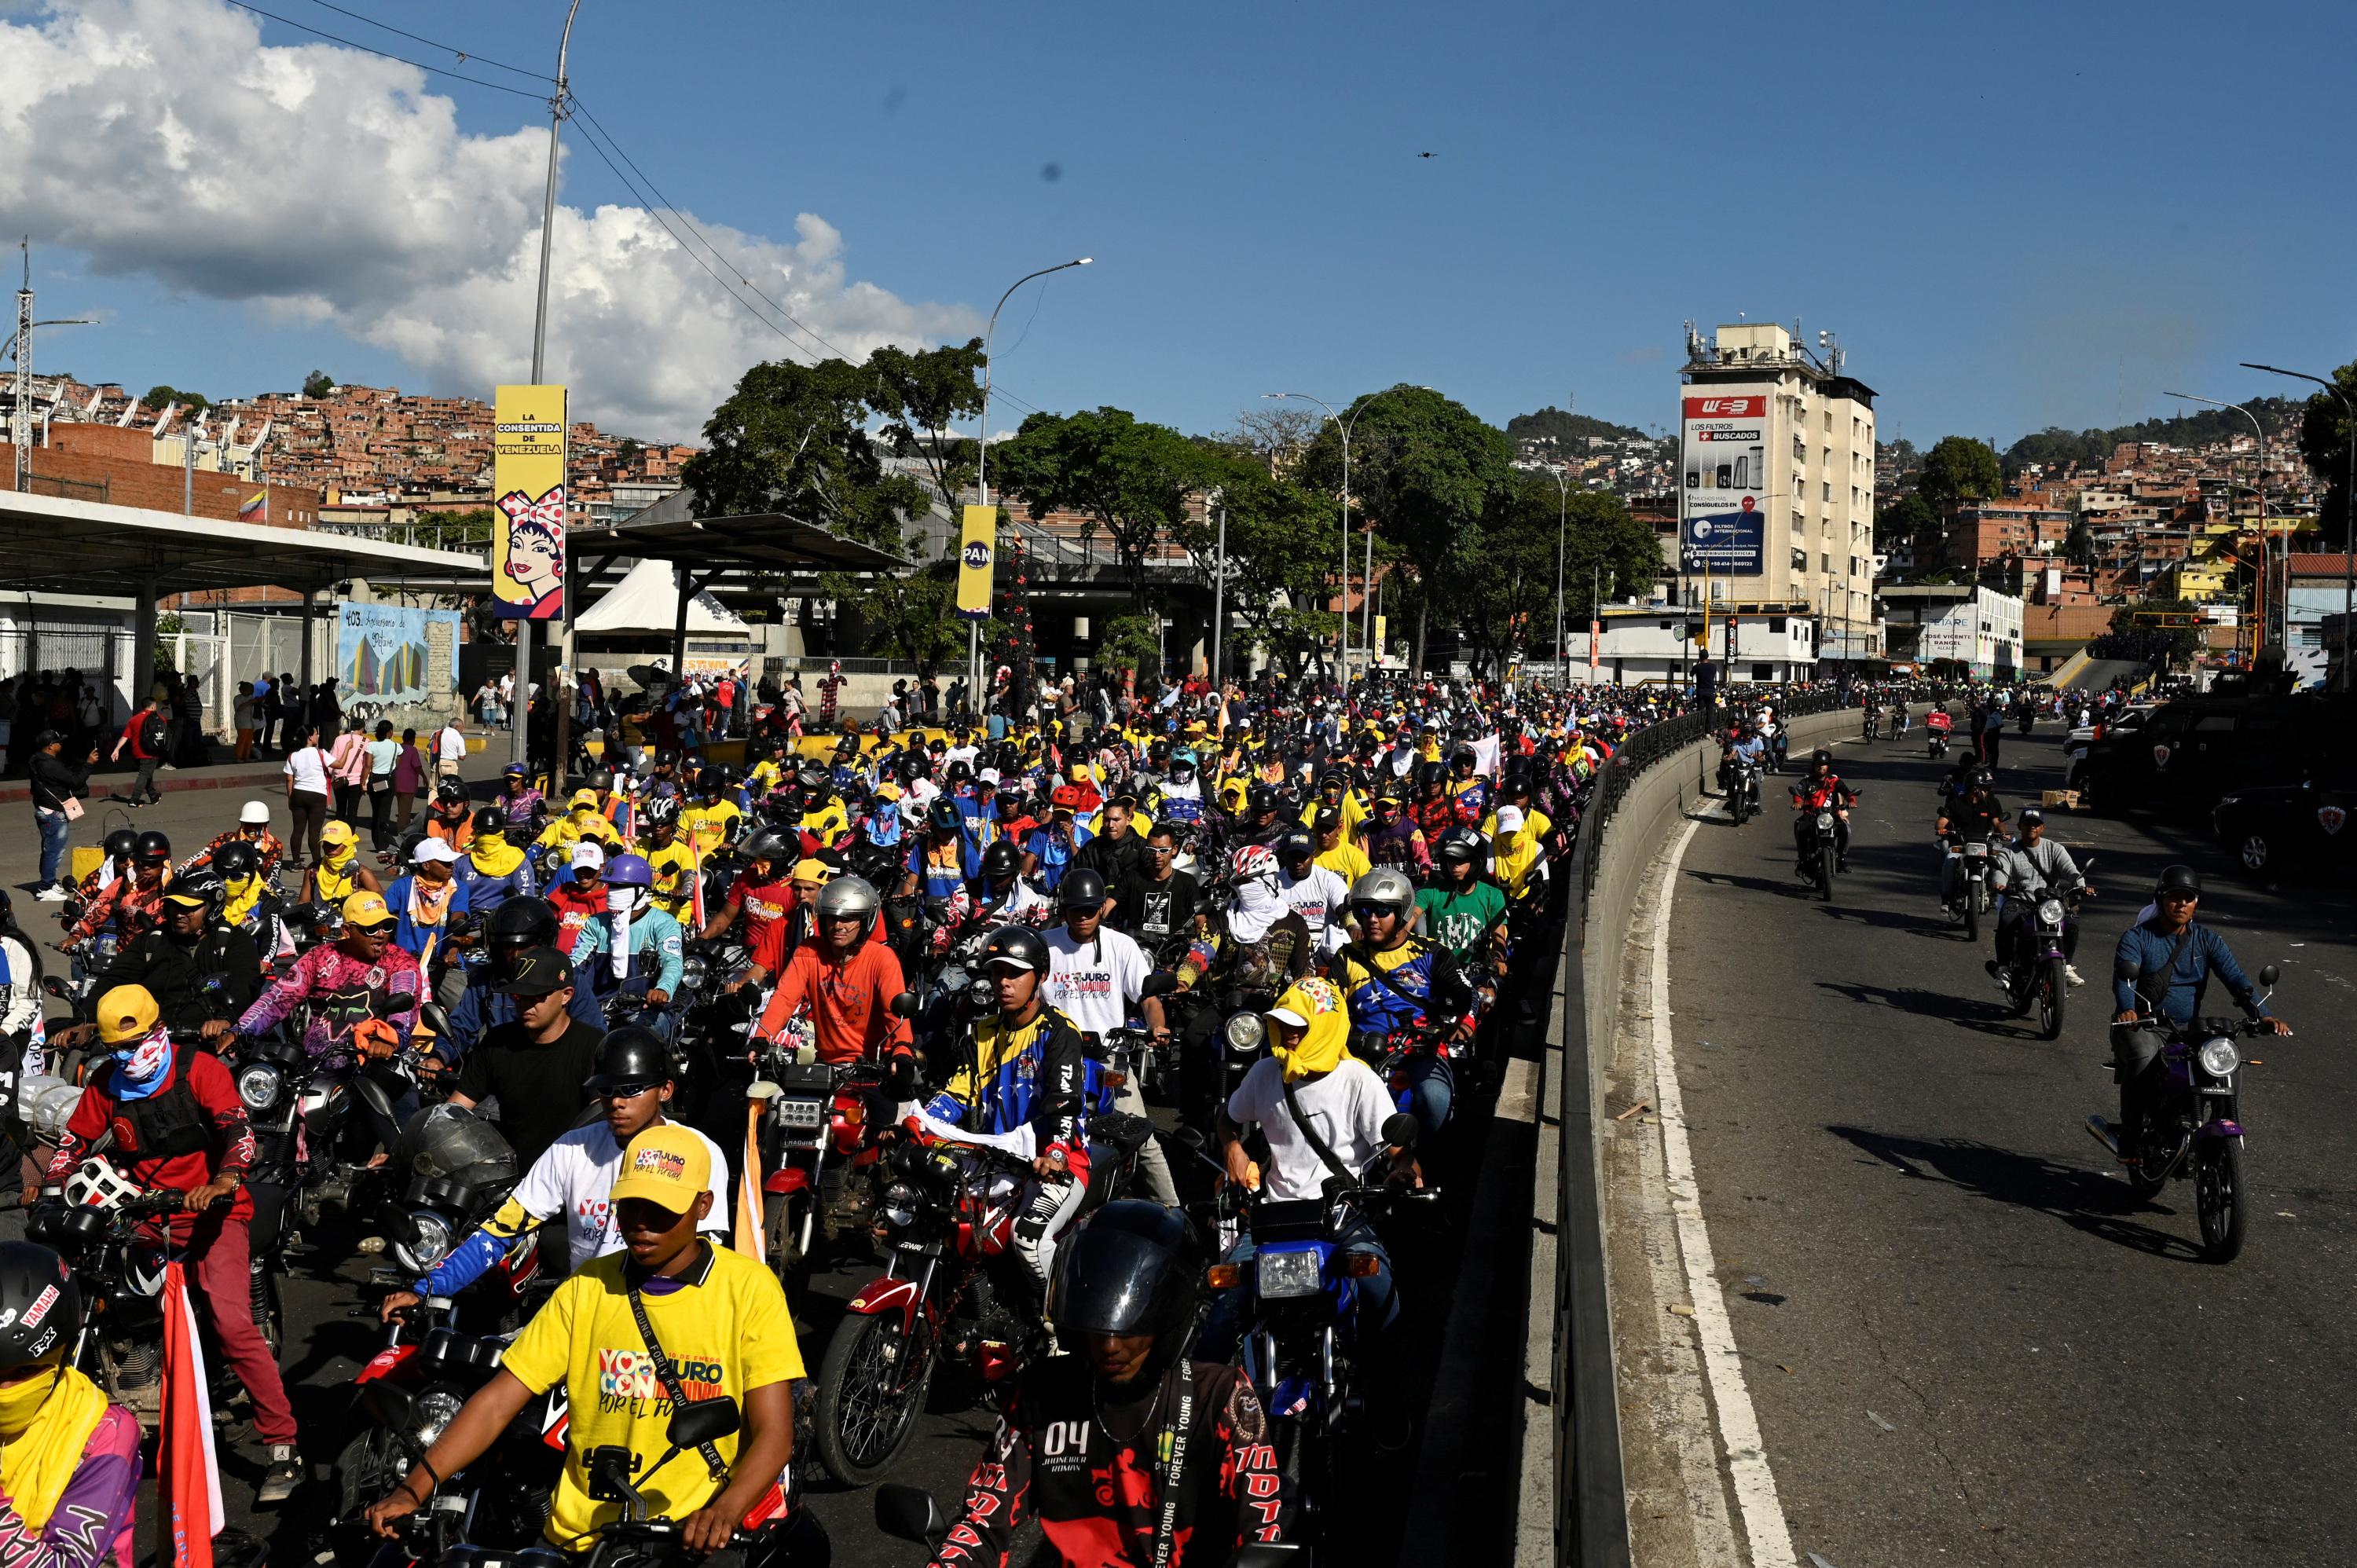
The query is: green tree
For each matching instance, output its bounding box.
[816,561,995,683]
[1093,612,1166,690]
[1875,493,1941,572]
[990,408,1209,609]
[1294,386,1512,672]
[145,384,209,416]
[416,508,494,550]
[1175,459,1339,678]
[302,369,335,399]
[2110,597,2203,670]
[864,338,985,514]
[2293,361,2357,551]
[1917,436,2003,510]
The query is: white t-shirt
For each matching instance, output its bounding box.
[283,745,330,795]
[507,1118,733,1268]
[436,724,467,763]
[1043,924,1151,1039]
[1278,864,1351,953]
[1226,1056,1396,1203]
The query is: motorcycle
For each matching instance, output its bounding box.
[31,1160,190,1427]
[1926,724,1951,761]
[2084,968,2280,1264]
[1996,864,2092,1041]
[1724,756,1761,826]
[875,1486,1302,1568]
[1212,1117,1432,1552]
[752,1039,894,1283]
[1862,709,1880,742]
[1943,833,1996,941]
[1796,806,1841,903]
[2016,709,2034,736]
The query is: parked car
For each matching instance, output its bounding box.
[2062,702,2157,786]
[2076,694,2341,815]
[2214,773,2357,877]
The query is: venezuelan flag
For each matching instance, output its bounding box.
[238,490,266,522]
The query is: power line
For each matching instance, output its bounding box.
[291,0,552,82]
[218,0,548,99]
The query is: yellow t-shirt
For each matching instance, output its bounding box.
[798,798,850,847]
[1314,838,1373,885]
[500,1243,805,1549]
[681,800,743,857]
[642,839,701,919]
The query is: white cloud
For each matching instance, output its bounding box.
[0,0,978,437]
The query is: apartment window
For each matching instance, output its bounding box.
[1793,436,1807,464]
[1821,553,1831,573]
[1823,409,1832,431]
[1791,548,1808,573]
[1822,446,1832,471]
[1822,482,1832,503]
[1791,510,1805,536]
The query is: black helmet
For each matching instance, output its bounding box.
[588,768,616,794]
[741,826,794,868]
[103,827,137,861]
[795,762,830,792]
[981,924,1050,975]
[471,807,508,839]
[1414,760,1447,790]
[1059,867,1107,911]
[585,1026,675,1095]
[487,895,559,966]
[435,778,469,806]
[1810,747,1834,768]
[2154,863,2203,899]
[980,839,1021,880]
[132,830,172,863]
[1047,1200,1200,1349]
[0,1243,79,1368]
[214,841,259,881]
[928,798,963,833]
[1970,768,1994,789]
[1246,782,1278,816]
[1275,827,1316,866]
[1435,826,1484,866]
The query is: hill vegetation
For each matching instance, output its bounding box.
[2003,397,2304,475]
[1506,405,1651,449]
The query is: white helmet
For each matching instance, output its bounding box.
[240,800,271,826]
[64,1156,139,1214]
[1347,866,1417,918]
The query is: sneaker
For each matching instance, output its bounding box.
[34,885,66,903]
[256,1445,299,1506]
[2066,965,2085,987]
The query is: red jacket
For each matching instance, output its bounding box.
[119,709,162,761]
[49,1049,256,1236]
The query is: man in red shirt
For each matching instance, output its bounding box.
[753,877,915,1082]
[701,827,800,991]
[108,697,168,806]
[42,984,300,1504]
[546,843,610,959]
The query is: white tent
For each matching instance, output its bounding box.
[573,558,748,635]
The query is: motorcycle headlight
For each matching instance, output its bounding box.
[236,1063,281,1112]
[1815,812,1834,830]
[2038,899,2064,925]
[2196,1039,2240,1078]
[680,955,708,992]
[413,1388,465,1449]
[1256,1248,1324,1299]
[882,1181,920,1229]
[1224,1013,1265,1055]
[1966,841,1988,857]
[393,1211,455,1274]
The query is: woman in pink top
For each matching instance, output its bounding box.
[325,715,370,825]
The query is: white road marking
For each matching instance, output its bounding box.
[1652,813,1798,1568]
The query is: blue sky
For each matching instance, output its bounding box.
[9,0,2353,448]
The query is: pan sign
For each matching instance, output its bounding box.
[1681,390,1767,575]
[955,504,996,620]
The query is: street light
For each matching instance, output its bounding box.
[1266,384,1427,688]
[2165,391,2272,660]
[2242,362,2354,691]
[977,258,1091,708]
[1548,464,1570,677]
[517,0,581,772]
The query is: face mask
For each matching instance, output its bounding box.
[111,1026,173,1101]
[0,1365,60,1440]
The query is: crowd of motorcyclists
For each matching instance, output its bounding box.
[7,667,1725,1567]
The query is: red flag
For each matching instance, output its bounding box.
[159,1260,223,1568]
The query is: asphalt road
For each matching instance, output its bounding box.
[1666,723,2357,1568]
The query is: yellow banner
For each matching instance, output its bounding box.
[956,504,996,620]
[1372,614,1387,657]
[493,384,568,621]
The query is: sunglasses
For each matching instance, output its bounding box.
[1351,902,1398,919]
[2157,890,2198,903]
[599,1080,661,1100]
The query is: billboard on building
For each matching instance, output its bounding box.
[1681,392,1767,576]
[337,603,460,707]
[493,384,568,621]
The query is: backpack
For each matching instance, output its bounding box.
[139,713,169,754]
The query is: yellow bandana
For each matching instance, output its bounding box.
[0,1363,108,1531]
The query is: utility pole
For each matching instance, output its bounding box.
[11,242,27,494]
[522,0,581,775]
[182,414,195,514]
[1209,495,1227,684]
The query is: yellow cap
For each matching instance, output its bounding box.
[321,820,356,844]
[610,1125,710,1214]
[790,857,833,884]
[342,890,394,929]
[570,789,599,810]
[96,984,161,1046]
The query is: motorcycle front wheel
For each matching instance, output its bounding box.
[1813,852,1832,903]
[813,1310,937,1486]
[2194,1140,2248,1263]
[1963,885,1980,943]
[2038,958,2066,1041]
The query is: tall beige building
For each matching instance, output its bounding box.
[1679,321,1878,657]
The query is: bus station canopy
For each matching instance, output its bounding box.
[0,487,486,597]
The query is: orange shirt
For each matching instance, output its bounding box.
[754,938,915,1064]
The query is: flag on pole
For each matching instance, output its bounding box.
[159,1260,224,1568]
[733,1097,765,1261]
[688,841,707,932]
[236,490,267,523]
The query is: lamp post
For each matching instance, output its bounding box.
[515,0,581,771]
[977,257,1091,713]
[2166,391,2271,661]
[2242,362,2353,691]
[1549,464,1571,676]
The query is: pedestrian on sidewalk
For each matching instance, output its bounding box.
[29,729,93,899]
[174,673,207,768]
[327,713,368,824]
[434,714,467,782]
[233,681,258,762]
[365,720,401,852]
[108,697,167,807]
[251,671,276,753]
[281,720,331,870]
[394,727,427,832]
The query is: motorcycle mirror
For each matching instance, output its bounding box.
[1380,1112,1420,1149]
[1174,1126,1208,1155]
[419,1002,451,1039]
[1138,970,1178,1001]
[888,991,922,1020]
[1234,1544,1309,1568]
[874,1483,951,1548]
[2259,964,2281,990]
[38,976,65,1000]
[360,1381,416,1434]
[667,1395,741,1449]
